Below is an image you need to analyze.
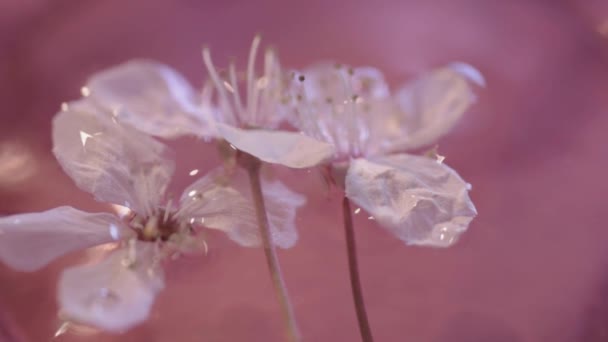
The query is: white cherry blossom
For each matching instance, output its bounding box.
[286,62,483,247]
[84,36,334,169]
[0,99,304,332]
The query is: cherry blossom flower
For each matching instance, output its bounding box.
[0,99,304,332]
[286,62,483,247]
[83,36,334,169]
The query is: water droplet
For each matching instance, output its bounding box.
[54,321,71,338]
[80,87,91,97]
[354,208,361,214]
[109,224,120,240]
[188,190,197,197]
[435,154,445,164]
[229,144,237,150]
[465,183,473,190]
[61,102,69,112]
[367,216,375,220]
[79,131,94,147]
[86,288,120,311]
[189,169,199,176]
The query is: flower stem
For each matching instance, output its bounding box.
[342,196,374,342]
[244,155,301,342]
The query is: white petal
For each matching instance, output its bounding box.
[178,168,258,247]
[58,242,164,332]
[179,168,305,248]
[86,60,215,138]
[383,63,482,152]
[0,206,128,271]
[217,124,334,168]
[296,63,389,100]
[52,99,174,214]
[257,178,306,248]
[345,154,476,247]
[287,63,390,157]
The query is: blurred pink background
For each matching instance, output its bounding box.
[1,1,608,341]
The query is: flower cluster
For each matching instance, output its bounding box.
[0,36,482,334]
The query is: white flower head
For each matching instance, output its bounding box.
[286,62,484,247]
[0,99,304,332]
[83,36,334,169]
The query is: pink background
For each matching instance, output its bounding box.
[1,1,608,341]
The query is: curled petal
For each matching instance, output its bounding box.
[0,206,129,272]
[52,99,174,215]
[179,168,305,248]
[381,63,483,153]
[217,124,334,168]
[86,60,215,138]
[58,241,164,332]
[345,154,476,247]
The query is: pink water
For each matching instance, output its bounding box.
[1,1,608,341]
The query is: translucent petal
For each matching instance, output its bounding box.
[86,60,215,138]
[0,206,129,271]
[177,168,258,248]
[57,241,164,332]
[179,168,305,248]
[297,63,389,101]
[52,99,175,215]
[257,178,306,248]
[381,63,482,153]
[217,124,334,169]
[345,154,476,247]
[286,63,390,157]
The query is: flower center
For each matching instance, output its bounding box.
[129,210,188,242]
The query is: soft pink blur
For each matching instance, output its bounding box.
[1,1,608,341]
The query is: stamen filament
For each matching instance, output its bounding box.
[337,69,360,156]
[163,199,173,223]
[246,35,262,122]
[229,62,246,118]
[202,47,238,124]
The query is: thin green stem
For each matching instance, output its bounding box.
[245,157,301,342]
[342,196,374,342]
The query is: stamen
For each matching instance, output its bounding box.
[143,216,160,241]
[202,47,238,124]
[255,48,278,125]
[246,35,262,122]
[122,238,137,268]
[229,62,245,118]
[163,199,173,223]
[223,80,235,93]
[336,68,360,155]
